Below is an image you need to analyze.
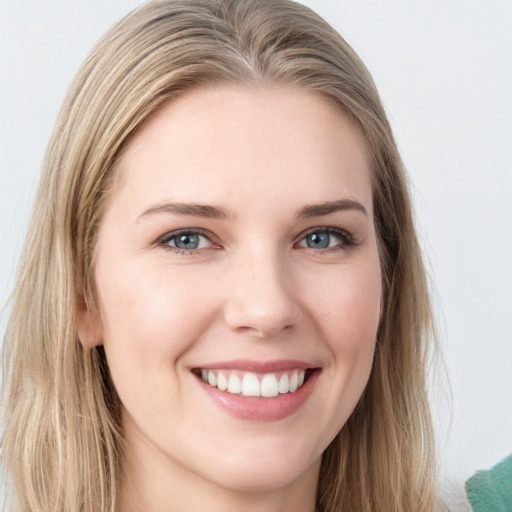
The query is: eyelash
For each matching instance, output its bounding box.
[156,227,356,255]
[157,228,216,255]
[295,227,356,253]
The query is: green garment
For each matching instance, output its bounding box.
[465,455,512,512]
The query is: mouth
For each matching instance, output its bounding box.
[192,367,317,398]
[193,362,321,421]
[191,360,321,421]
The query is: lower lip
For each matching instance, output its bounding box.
[196,370,320,422]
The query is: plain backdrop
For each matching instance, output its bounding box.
[1,0,511,493]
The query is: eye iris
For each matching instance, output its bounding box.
[175,233,199,250]
[307,232,330,249]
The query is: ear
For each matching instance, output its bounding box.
[76,296,104,348]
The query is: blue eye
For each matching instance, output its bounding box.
[305,232,331,249]
[174,233,201,250]
[159,230,213,252]
[297,228,352,251]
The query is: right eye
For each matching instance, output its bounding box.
[158,229,215,253]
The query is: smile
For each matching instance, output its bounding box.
[198,369,308,397]
[191,360,320,421]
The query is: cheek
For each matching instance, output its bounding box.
[307,258,381,398]
[309,260,381,348]
[290,258,381,448]
[95,259,217,368]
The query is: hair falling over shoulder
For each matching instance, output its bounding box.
[2,1,443,510]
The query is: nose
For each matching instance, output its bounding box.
[223,251,302,338]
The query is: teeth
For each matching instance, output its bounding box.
[278,373,289,393]
[228,374,242,394]
[289,372,299,393]
[241,373,260,396]
[261,374,279,397]
[217,371,228,391]
[199,369,309,397]
[208,371,217,387]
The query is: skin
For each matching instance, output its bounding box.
[78,86,382,512]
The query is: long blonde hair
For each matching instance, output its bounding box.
[2,1,439,510]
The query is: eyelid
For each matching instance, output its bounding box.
[155,225,356,254]
[156,228,220,251]
[294,226,356,249]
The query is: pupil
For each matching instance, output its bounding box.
[177,233,199,250]
[307,232,329,249]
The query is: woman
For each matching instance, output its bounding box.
[1,0,440,510]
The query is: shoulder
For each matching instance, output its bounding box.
[465,455,512,512]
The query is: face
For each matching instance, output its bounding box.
[78,86,382,503]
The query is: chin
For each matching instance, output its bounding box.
[196,438,322,494]
[209,465,316,495]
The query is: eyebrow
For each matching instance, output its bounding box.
[296,199,368,219]
[137,198,368,222]
[137,202,229,222]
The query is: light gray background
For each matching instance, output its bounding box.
[1,0,511,490]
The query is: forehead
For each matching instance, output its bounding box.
[114,85,373,217]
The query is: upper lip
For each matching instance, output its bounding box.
[192,359,318,373]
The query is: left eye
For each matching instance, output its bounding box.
[297,229,350,250]
[159,230,213,251]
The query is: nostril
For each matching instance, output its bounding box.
[224,298,302,339]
